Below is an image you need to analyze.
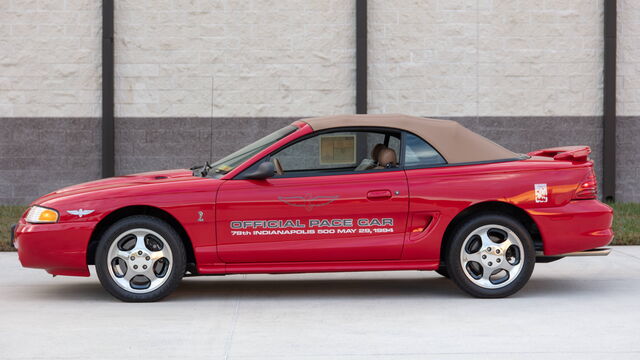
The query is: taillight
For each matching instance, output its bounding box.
[573,170,597,200]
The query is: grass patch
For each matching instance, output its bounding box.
[609,202,640,245]
[0,206,26,251]
[0,203,638,251]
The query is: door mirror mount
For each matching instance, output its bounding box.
[244,161,275,180]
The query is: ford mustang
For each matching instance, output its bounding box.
[11,114,613,301]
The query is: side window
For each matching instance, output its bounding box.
[269,130,401,176]
[404,133,446,167]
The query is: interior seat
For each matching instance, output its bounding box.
[356,143,386,171]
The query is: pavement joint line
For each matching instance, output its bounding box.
[223,274,245,360]
[612,248,640,261]
[224,350,640,359]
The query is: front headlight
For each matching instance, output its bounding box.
[25,206,59,224]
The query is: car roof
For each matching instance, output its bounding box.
[300,114,519,164]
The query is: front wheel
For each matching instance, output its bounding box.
[95,215,186,302]
[435,267,449,278]
[446,214,535,298]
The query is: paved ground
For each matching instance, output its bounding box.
[0,247,639,360]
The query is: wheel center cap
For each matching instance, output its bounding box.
[129,249,152,272]
[482,249,503,267]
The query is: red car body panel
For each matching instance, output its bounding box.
[216,171,410,263]
[15,169,224,276]
[15,221,95,277]
[13,121,614,277]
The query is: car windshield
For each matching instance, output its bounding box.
[208,125,297,177]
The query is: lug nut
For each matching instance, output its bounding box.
[497,258,501,263]
[138,251,143,255]
[487,247,491,251]
[130,256,135,261]
[488,262,493,266]
[143,265,147,269]
[496,249,501,254]
[482,255,487,259]
[146,256,150,261]
[133,265,138,269]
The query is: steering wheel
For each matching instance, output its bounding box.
[272,158,284,175]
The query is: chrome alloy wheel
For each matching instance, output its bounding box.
[459,224,524,289]
[107,228,173,293]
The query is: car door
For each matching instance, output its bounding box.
[215,129,409,263]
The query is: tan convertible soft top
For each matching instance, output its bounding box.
[301,114,519,164]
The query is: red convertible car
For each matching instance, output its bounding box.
[12,114,613,301]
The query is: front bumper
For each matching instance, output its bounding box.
[14,220,94,277]
[528,200,614,256]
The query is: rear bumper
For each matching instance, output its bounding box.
[528,200,614,256]
[14,220,94,277]
[559,247,612,256]
[536,247,612,262]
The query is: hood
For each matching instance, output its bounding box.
[34,169,199,205]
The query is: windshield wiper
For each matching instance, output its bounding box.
[190,162,212,177]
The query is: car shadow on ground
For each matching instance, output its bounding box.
[14,274,607,302]
[171,275,599,301]
[174,276,459,300]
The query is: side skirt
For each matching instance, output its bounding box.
[196,260,439,275]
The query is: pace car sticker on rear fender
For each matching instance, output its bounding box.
[534,183,548,203]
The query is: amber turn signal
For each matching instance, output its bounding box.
[25,206,59,224]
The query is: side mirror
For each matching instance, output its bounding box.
[244,161,275,180]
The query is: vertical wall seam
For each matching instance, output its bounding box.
[356,0,367,114]
[210,76,215,162]
[603,0,617,201]
[476,0,480,121]
[101,0,115,178]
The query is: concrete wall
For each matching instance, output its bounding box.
[0,1,638,204]
[616,0,640,202]
[114,0,355,117]
[0,1,101,204]
[0,0,101,117]
[618,0,640,116]
[368,0,603,116]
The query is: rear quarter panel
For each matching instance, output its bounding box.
[403,158,591,261]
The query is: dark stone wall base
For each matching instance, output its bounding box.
[0,118,101,205]
[1,116,637,204]
[115,117,297,176]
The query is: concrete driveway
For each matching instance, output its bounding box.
[1,247,639,360]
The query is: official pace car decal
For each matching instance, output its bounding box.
[534,183,548,203]
[230,218,394,236]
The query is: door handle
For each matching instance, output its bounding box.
[367,190,392,200]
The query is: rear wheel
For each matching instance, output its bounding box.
[95,215,186,302]
[446,214,535,298]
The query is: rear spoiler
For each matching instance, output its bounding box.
[527,146,591,162]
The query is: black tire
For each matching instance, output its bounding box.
[435,267,449,278]
[95,215,186,302]
[446,214,535,298]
